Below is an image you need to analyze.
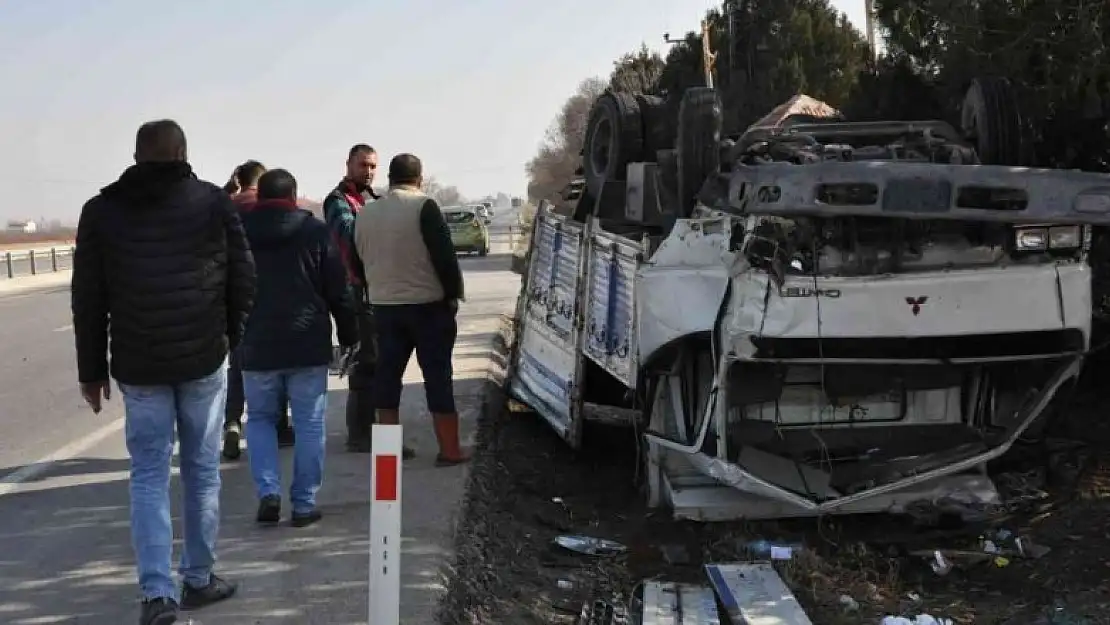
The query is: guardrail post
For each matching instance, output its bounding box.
[28,250,36,275]
[369,423,402,625]
[51,248,58,272]
[4,252,11,279]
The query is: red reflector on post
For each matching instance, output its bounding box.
[374,454,399,502]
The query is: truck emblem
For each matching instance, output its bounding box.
[905,296,928,315]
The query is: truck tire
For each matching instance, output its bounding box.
[676,87,723,217]
[582,92,643,197]
[961,77,1028,165]
[636,94,674,160]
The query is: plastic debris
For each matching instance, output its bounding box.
[743,539,803,560]
[929,550,953,576]
[839,594,860,611]
[555,534,628,556]
[880,615,954,625]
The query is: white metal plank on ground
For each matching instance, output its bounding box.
[641,581,721,625]
[704,563,813,625]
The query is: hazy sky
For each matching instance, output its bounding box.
[0,0,866,222]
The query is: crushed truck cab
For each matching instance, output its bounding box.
[508,82,1110,521]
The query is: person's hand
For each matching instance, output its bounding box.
[446,299,459,315]
[80,381,111,414]
[337,342,360,378]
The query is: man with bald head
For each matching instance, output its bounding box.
[353,153,469,466]
[71,119,254,624]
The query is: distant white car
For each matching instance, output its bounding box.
[473,204,493,224]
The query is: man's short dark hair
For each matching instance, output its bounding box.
[234,160,266,188]
[257,169,298,201]
[388,154,422,186]
[348,144,376,161]
[135,120,187,162]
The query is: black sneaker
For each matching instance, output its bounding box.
[291,509,322,528]
[222,424,241,461]
[277,425,295,448]
[180,574,237,611]
[256,495,281,525]
[140,597,178,625]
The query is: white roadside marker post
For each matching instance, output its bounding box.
[369,423,403,625]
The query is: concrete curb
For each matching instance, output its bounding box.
[0,271,72,298]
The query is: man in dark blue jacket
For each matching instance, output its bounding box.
[238,169,359,527]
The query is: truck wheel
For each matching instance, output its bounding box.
[676,87,723,217]
[582,91,643,197]
[961,77,1028,165]
[636,94,674,161]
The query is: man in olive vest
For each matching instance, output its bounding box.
[352,154,469,465]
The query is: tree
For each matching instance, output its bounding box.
[610,44,666,95]
[525,77,607,203]
[421,176,464,206]
[870,0,1110,170]
[657,0,870,133]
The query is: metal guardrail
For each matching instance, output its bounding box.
[2,246,75,280]
[0,226,522,282]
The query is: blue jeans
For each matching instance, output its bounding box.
[118,359,228,601]
[242,366,328,514]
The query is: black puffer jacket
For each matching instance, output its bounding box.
[237,199,359,372]
[71,162,256,385]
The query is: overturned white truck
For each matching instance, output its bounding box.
[508,80,1110,521]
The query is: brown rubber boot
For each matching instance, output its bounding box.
[376,408,416,459]
[432,413,471,467]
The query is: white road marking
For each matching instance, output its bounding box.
[53,323,73,332]
[0,416,126,497]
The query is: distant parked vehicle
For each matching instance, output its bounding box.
[442,206,491,256]
[474,203,494,224]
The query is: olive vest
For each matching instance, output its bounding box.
[354,186,445,305]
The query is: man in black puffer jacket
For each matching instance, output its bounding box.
[237,168,359,528]
[71,119,255,625]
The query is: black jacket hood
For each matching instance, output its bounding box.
[240,199,313,248]
[101,161,195,205]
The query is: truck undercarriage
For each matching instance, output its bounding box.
[509,80,1110,521]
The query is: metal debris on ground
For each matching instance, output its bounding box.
[554,534,628,556]
[705,563,814,624]
[577,598,629,625]
[641,581,721,624]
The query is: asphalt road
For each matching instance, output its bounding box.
[0,284,96,478]
[0,213,522,623]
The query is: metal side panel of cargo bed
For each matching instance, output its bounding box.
[509,208,588,443]
[581,218,646,388]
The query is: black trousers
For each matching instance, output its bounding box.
[374,301,457,414]
[225,348,291,430]
[345,294,378,441]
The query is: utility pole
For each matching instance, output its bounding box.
[663,18,717,88]
[864,0,877,61]
[701,18,717,88]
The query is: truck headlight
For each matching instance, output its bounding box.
[1048,225,1081,249]
[1014,227,1047,251]
[1014,225,1081,251]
